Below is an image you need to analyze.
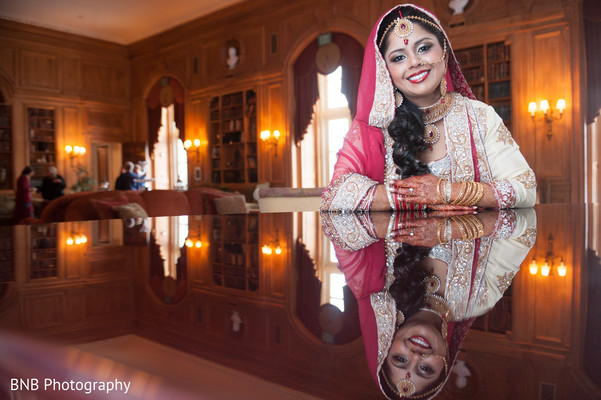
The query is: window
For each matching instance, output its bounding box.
[300,66,351,187]
[153,105,188,190]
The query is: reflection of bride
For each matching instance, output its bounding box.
[321,209,536,399]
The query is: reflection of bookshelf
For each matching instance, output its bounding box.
[28,108,56,188]
[455,41,512,130]
[211,214,259,291]
[30,225,57,279]
[0,105,12,190]
[0,225,13,282]
[210,90,257,186]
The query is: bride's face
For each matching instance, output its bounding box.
[382,22,447,107]
[384,317,448,394]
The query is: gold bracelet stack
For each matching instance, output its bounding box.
[451,215,484,240]
[437,218,452,244]
[437,178,452,204]
[451,181,484,206]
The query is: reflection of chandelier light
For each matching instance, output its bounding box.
[262,230,282,256]
[540,260,551,277]
[528,234,567,278]
[66,233,87,246]
[529,258,538,275]
[186,226,202,249]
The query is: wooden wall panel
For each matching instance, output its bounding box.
[20,51,59,90]
[0,48,16,84]
[60,56,80,93]
[22,293,63,329]
[81,61,128,99]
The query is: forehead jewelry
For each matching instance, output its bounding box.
[378,10,445,49]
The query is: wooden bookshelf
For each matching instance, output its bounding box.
[0,225,14,283]
[0,105,12,190]
[30,225,57,279]
[455,41,512,129]
[27,107,56,188]
[210,89,258,186]
[211,214,259,291]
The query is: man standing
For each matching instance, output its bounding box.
[39,166,66,200]
[115,161,138,191]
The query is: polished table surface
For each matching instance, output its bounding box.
[0,203,599,399]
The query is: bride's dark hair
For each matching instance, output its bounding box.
[388,244,430,321]
[377,6,447,178]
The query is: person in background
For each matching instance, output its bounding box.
[14,166,35,223]
[115,161,138,191]
[134,163,146,190]
[39,166,66,201]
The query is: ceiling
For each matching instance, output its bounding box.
[0,0,246,45]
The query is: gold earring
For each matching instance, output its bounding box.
[394,88,403,108]
[440,69,447,97]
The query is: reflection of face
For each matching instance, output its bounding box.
[385,315,448,394]
[383,23,446,107]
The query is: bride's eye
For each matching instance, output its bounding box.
[418,44,432,53]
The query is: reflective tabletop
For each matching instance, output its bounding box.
[0,204,599,399]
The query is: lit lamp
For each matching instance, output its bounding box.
[260,130,280,156]
[261,229,282,255]
[528,234,568,278]
[184,139,201,162]
[66,232,87,246]
[527,99,566,140]
[185,227,202,248]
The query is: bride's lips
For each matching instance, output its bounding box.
[409,335,432,349]
[408,70,430,83]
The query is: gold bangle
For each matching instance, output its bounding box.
[452,181,467,205]
[452,216,468,239]
[436,178,448,204]
[437,218,449,243]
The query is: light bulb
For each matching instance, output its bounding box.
[529,259,537,275]
[557,260,567,277]
[66,236,74,246]
[539,100,550,114]
[556,99,566,114]
[273,130,280,140]
[528,102,537,117]
[275,245,282,255]
[184,140,192,150]
[541,261,551,277]
[65,145,73,154]
[195,240,202,248]
[193,139,201,147]
[262,245,272,255]
[185,238,193,247]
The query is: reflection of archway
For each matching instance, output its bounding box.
[295,239,360,344]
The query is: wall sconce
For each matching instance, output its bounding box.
[184,139,201,162]
[528,233,567,278]
[528,99,566,140]
[260,130,280,156]
[261,229,282,255]
[185,226,202,248]
[65,145,86,167]
[66,232,87,246]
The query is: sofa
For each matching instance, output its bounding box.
[19,187,249,224]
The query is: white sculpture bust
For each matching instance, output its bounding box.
[449,0,469,15]
[226,46,239,70]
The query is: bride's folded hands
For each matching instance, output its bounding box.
[389,211,499,246]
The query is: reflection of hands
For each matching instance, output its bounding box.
[389,211,500,246]
[390,174,475,211]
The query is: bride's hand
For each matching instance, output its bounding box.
[390,174,476,210]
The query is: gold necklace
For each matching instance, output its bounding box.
[420,92,454,146]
